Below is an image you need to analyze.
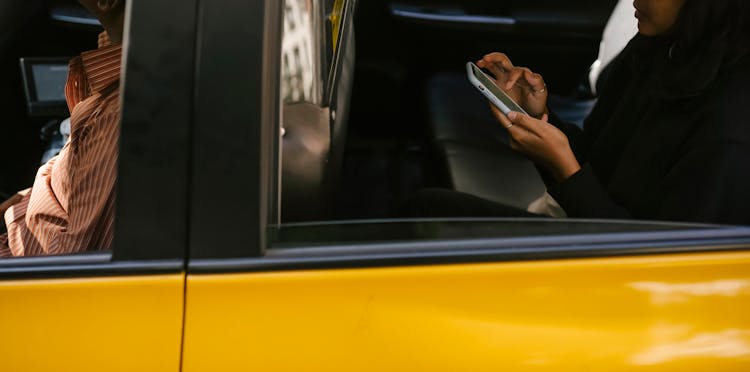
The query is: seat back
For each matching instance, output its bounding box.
[588,0,638,94]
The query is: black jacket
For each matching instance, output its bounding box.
[547,35,750,225]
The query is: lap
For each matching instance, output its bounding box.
[399,188,541,218]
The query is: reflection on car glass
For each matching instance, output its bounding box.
[282,0,316,103]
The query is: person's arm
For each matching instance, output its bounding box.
[534,109,587,186]
[489,111,629,220]
[546,164,631,219]
[0,234,10,257]
[491,111,582,183]
[548,141,750,223]
[52,111,119,254]
[0,188,31,258]
[650,141,750,224]
[0,188,30,219]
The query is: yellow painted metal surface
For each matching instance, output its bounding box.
[183,252,750,371]
[329,0,345,51]
[0,274,184,372]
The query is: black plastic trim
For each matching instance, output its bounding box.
[114,0,197,261]
[325,0,357,106]
[189,227,750,273]
[189,0,279,259]
[0,254,183,280]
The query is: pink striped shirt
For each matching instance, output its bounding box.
[0,35,121,257]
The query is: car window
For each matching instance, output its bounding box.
[150,0,749,264]
[281,0,319,104]
[259,0,750,262]
[1,1,123,259]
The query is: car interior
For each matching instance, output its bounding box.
[329,0,620,220]
[0,0,100,200]
[1,0,621,226]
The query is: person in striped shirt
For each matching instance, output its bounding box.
[0,0,126,257]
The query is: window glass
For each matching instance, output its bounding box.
[281,0,319,103]
[281,0,320,102]
[280,0,348,105]
[1,0,124,258]
[270,0,750,256]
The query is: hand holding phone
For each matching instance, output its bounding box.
[466,62,528,116]
[475,53,549,118]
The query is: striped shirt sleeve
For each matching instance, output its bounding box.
[1,36,121,258]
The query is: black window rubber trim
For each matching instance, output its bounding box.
[188,228,750,274]
[0,253,183,280]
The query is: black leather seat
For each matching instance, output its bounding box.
[427,73,510,151]
[427,72,546,210]
[425,56,605,211]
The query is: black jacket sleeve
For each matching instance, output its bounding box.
[548,141,750,224]
[547,164,632,219]
[651,140,750,225]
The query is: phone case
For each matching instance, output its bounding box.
[466,62,528,116]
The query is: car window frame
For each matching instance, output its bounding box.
[185,0,750,272]
[187,0,282,260]
[323,0,356,106]
[0,0,197,279]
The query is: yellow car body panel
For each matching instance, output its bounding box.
[0,274,184,372]
[183,251,750,371]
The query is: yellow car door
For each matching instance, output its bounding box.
[179,1,750,370]
[0,1,198,370]
[0,263,184,372]
[182,221,750,372]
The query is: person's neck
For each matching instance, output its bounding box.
[101,14,124,44]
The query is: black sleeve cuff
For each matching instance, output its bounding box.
[547,164,631,219]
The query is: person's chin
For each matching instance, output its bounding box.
[637,22,656,36]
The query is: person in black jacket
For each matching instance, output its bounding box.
[412,0,750,225]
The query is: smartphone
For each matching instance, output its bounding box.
[466,61,528,116]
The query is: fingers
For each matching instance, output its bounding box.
[489,104,512,128]
[507,111,545,138]
[478,53,514,81]
[523,69,547,95]
[505,68,526,90]
[490,104,548,143]
[511,68,546,94]
[490,105,534,146]
[477,53,547,95]
[478,52,514,71]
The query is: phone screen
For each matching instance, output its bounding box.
[470,63,525,113]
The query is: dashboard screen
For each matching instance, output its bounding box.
[31,64,68,102]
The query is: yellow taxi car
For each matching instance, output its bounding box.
[1,0,749,371]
